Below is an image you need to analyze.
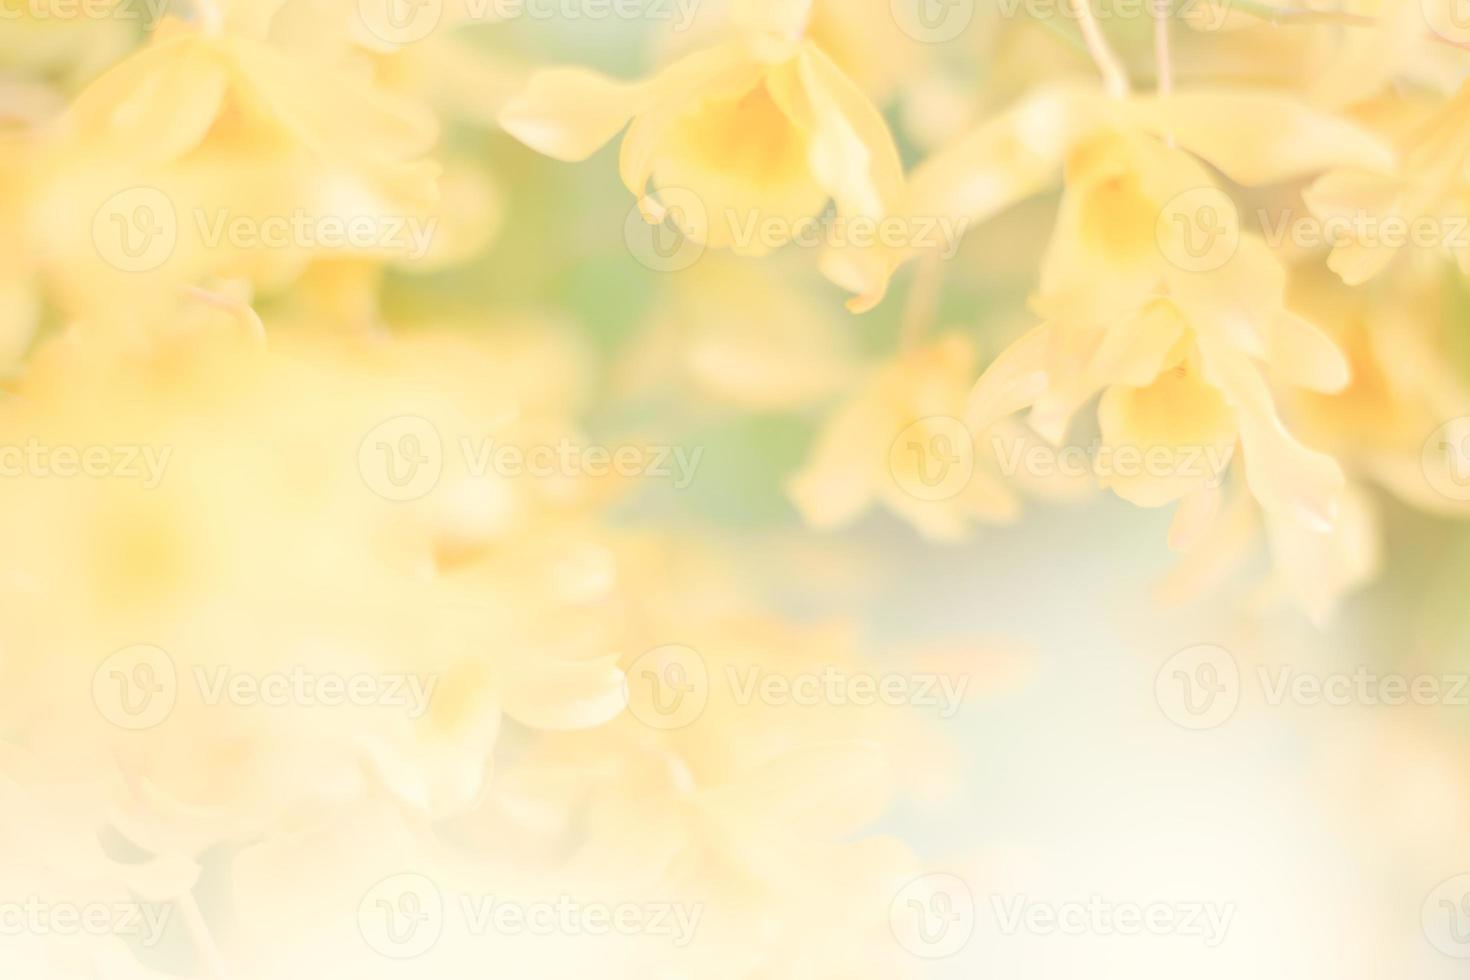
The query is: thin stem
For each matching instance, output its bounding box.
[1225,0,1374,26]
[183,285,266,342]
[179,889,231,980]
[1225,0,1470,53]
[1068,0,1130,98]
[899,252,943,352]
[1153,0,1173,97]
[194,0,223,34]
[1153,0,1174,145]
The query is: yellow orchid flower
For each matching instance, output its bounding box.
[835,84,1394,311]
[788,332,1041,542]
[1157,470,1380,626]
[33,14,440,329]
[1154,275,1423,623]
[61,11,438,171]
[968,129,1353,533]
[1305,81,1470,285]
[0,322,651,845]
[1285,264,1470,516]
[1177,0,1465,110]
[656,0,922,103]
[497,0,903,277]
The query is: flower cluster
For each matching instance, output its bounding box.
[4,0,1470,974]
[500,0,1470,623]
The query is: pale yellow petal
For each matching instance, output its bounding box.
[66,36,228,165]
[1168,484,1222,552]
[732,0,813,60]
[499,66,645,162]
[965,324,1053,433]
[1266,310,1351,394]
[793,44,906,308]
[795,44,902,221]
[1263,483,1379,626]
[1302,169,1407,285]
[1131,91,1396,186]
[1096,356,1238,508]
[501,657,629,731]
[787,393,888,529]
[907,86,1101,227]
[1089,300,1189,387]
[1200,339,1346,530]
[618,42,765,196]
[230,36,439,164]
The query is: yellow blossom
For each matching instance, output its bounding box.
[497,0,902,275]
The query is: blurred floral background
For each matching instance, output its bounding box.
[4,0,1470,976]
